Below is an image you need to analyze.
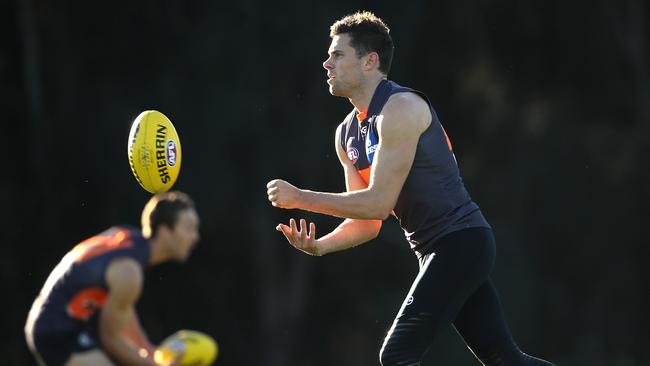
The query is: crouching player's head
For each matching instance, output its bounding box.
[142,191,200,262]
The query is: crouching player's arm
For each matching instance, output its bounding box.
[100,258,157,366]
[123,307,156,360]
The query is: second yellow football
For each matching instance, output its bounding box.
[154,330,218,366]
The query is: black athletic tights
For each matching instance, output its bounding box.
[379,227,555,366]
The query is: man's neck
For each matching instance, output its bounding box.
[349,75,386,112]
[146,236,166,266]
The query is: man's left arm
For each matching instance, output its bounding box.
[99,258,155,366]
[268,93,431,220]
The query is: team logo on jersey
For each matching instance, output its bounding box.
[166,140,177,167]
[347,147,359,164]
[360,125,367,135]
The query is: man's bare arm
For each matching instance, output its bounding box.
[268,93,431,220]
[274,123,382,255]
[100,259,154,366]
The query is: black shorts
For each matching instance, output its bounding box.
[26,319,100,366]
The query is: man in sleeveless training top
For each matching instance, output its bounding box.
[25,191,200,366]
[267,11,555,366]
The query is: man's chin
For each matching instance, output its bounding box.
[329,86,346,97]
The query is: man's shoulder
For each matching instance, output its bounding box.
[388,90,422,102]
[106,257,144,287]
[385,79,431,108]
[380,93,432,134]
[385,92,430,117]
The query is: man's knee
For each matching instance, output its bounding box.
[379,333,423,366]
[380,312,439,366]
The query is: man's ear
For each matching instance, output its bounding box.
[155,224,173,239]
[364,52,380,70]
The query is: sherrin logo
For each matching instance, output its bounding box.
[347,147,359,164]
[166,140,177,167]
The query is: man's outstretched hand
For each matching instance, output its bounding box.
[276,218,321,256]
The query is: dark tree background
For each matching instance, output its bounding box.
[2,0,648,365]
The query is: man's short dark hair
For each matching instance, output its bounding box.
[141,191,195,238]
[330,11,394,75]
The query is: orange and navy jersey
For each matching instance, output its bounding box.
[339,80,489,253]
[26,226,149,334]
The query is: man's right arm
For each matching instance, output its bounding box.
[274,123,383,255]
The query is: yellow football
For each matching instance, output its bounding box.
[154,330,218,366]
[127,110,182,193]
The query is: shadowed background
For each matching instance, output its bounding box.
[2,0,648,365]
